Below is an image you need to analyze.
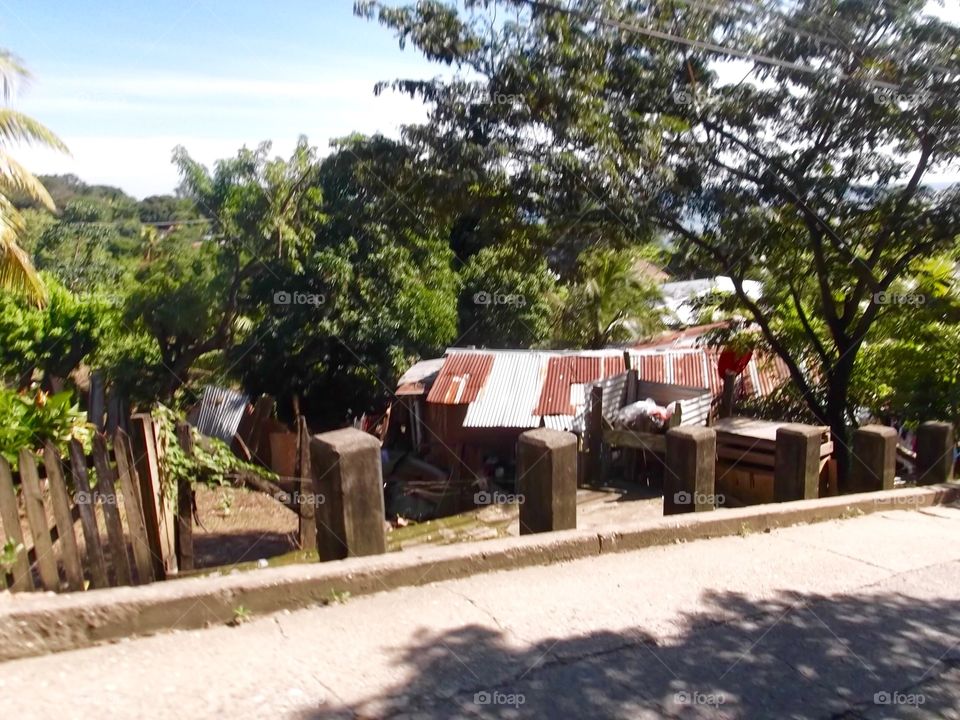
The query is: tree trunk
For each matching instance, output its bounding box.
[825,355,856,484]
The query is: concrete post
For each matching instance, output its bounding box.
[663,426,716,515]
[849,425,896,493]
[517,429,578,534]
[916,421,955,486]
[310,428,386,561]
[774,424,822,502]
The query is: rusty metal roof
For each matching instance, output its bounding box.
[426,352,494,404]
[463,351,549,428]
[415,345,788,432]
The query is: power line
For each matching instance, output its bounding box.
[518,0,953,97]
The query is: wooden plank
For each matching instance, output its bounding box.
[92,434,132,586]
[69,440,108,588]
[88,370,106,431]
[0,456,33,592]
[603,429,667,454]
[18,449,60,591]
[586,385,603,486]
[296,416,316,552]
[174,422,194,572]
[244,395,276,459]
[717,446,776,469]
[43,443,84,591]
[113,430,156,584]
[130,414,174,578]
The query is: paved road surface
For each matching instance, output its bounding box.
[3,504,960,719]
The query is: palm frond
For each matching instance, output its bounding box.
[0,233,46,307]
[0,51,30,103]
[0,149,55,209]
[0,109,69,152]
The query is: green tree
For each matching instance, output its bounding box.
[553,247,663,349]
[458,242,557,347]
[0,52,67,304]
[360,0,960,474]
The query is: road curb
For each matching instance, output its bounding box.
[1,483,957,662]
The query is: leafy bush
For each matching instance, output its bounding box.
[0,388,90,467]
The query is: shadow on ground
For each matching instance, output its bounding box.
[296,581,960,719]
[193,530,297,568]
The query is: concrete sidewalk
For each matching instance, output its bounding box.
[3,504,959,719]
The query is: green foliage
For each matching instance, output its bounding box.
[0,274,106,385]
[359,0,960,454]
[552,247,663,349]
[457,243,556,347]
[151,404,277,496]
[0,387,89,467]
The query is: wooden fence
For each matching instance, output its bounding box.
[0,415,175,593]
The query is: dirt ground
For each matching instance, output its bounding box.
[192,485,300,569]
[189,481,664,571]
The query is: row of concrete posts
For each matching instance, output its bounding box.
[306,422,955,561]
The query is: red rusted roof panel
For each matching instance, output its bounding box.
[426,352,494,405]
[534,356,605,415]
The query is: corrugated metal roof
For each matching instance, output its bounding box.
[195,385,249,442]
[535,356,602,415]
[426,352,494,405]
[396,357,445,396]
[463,352,548,428]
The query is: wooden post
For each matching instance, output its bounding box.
[623,369,639,483]
[43,443,84,591]
[19,449,60,591]
[587,384,603,486]
[114,429,156,584]
[174,423,195,572]
[88,370,106,431]
[0,457,33,591]
[720,371,736,419]
[92,434,132,586]
[69,440,108,588]
[130,414,175,578]
[296,416,317,552]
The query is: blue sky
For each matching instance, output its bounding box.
[4,1,438,197]
[4,1,959,198]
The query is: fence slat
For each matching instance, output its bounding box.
[43,443,84,591]
[174,423,194,572]
[130,414,173,578]
[113,430,155,584]
[18,449,60,591]
[68,440,108,589]
[0,457,33,591]
[92,434,132,586]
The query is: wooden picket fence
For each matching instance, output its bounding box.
[0,415,175,593]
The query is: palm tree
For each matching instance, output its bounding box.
[0,51,67,306]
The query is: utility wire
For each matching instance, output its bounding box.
[518,0,954,96]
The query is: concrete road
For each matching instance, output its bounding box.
[3,504,960,719]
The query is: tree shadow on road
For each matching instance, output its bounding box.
[296,577,960,719]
